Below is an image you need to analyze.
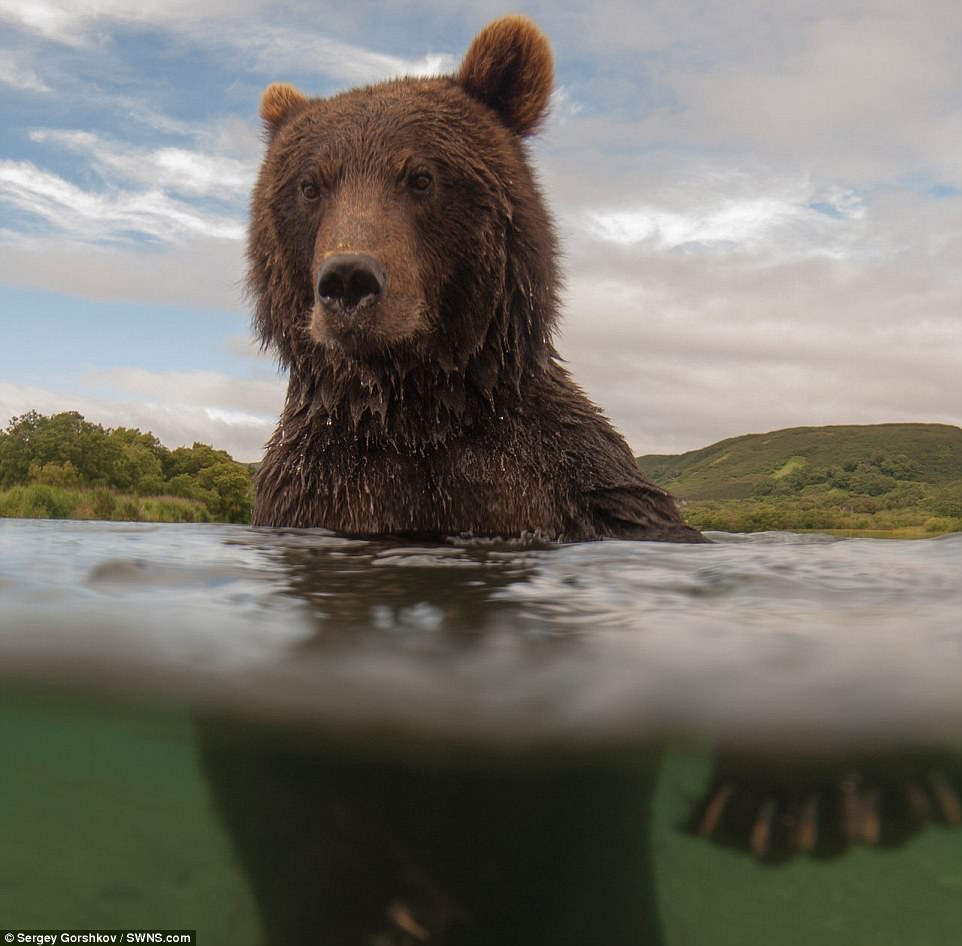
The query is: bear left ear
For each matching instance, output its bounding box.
[457,16,554,137]
[260,82,309,136]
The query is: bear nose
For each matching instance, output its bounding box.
[317,253,385,312]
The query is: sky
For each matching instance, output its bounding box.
[1,0,960,462]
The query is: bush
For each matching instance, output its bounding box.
[29,460,83,488]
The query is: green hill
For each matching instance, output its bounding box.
[638,424,962,536]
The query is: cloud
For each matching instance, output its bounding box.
[29,129,256,200]
[577,3,962,183]
[228,23,454,83]
[0,0,92,48]
[0,160,245,243]
[87,93,238,141]
[0,0,265,48]
[581,173,871,263]
[89,367,283,421]
[588,196,810,257]
[0,233,247,310]
[0,49,50,91]
[0,0,455,84]
[558,234,962,454]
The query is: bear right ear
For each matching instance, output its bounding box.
[457,16,554,137]
[259,82,309,136]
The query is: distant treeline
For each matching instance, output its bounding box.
[0,411,254,523]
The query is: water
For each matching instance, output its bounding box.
[1,518,960,944]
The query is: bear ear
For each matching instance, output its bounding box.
[259,82,309,136]
[457,16,554,137]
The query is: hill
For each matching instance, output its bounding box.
[638,424,962,536]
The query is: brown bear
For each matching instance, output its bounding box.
[248,15,702,543]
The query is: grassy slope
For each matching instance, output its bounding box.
[637,423,962,535]
[638,424,962,499]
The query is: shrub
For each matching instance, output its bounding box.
[29,460,83,488]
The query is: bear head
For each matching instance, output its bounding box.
[247,17,560,440]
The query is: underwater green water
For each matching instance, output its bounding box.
[2,696,960,945]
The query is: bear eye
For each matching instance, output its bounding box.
[300,178,320,201]
[407,169,434,194]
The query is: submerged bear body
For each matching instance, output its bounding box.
[249,17,702,543]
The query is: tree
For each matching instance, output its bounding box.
[106,428,167,494]
[197,462,253,522]
[164,442,235,479]
[0,411,254,523]
[0,410,45,486]
[0,411,117,486]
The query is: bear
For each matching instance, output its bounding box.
[248,15,702,543]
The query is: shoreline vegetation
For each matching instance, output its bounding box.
[0,411,253,525]
[2,413,961,536]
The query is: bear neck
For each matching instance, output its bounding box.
[281,319,553,450]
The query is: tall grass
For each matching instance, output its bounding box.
[683,498,962,537]
[0,484,211,523]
